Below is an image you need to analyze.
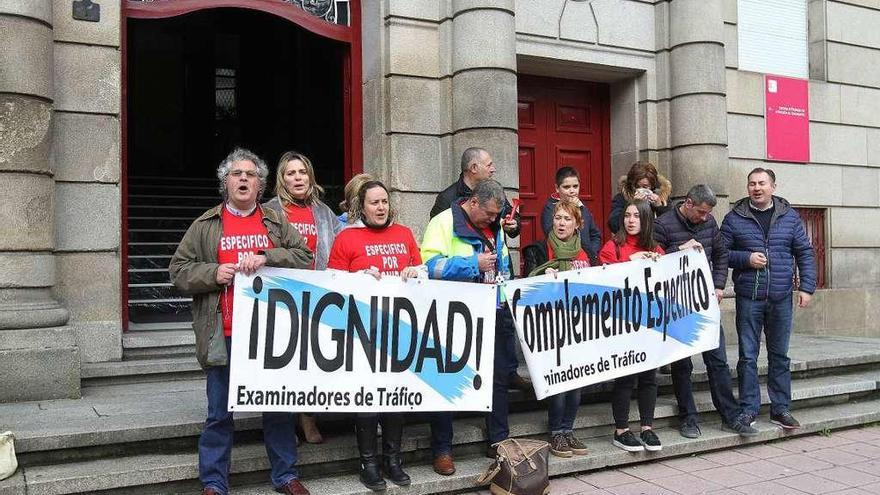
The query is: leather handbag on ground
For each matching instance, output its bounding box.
[476,438,550,495]
[0,431,18,481]
[206,312,228,367]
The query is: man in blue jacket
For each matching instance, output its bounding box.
[654,184,758,438]
[721,168,816,430]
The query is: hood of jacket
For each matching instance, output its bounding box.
[618,174,672,205]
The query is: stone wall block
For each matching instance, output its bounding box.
[725,69,763,116]
[589,0,655,52]
[452,128,518,188]
[669,0,725,47]
[451,69,516,131]
[388,133,449,191]
[831,248,880,288]
[0,174,55,251]
[0,253,55,288]
[726,158,843,206]
[54,42,120,114]
[669,43,726,97]
[824,289,868,334]
[809,81,841,123]
[610,79,638,154]
[515,0,565,38]
[868,128,880,167]
[386,76,450,135]
[669,94,728,147]
[0,16,53,98]
[55,183,119,251]
[726,114,765,160]
[670,145,730,198]
[722,0,737,24]
[391,191,437,241]
[387,18,443,78]
[827,42,880,87]
[841,166,880,207]
[724,23,738,68]
[0,0,52,24]
[388,0,445,21]
[54,252,119,322]
[831,207,880,247]
[826,0,880,50]
[70,320,121,363]
[452,0,514,15]
[840,85,880,128]
[452,8,515,72]
[51,112,120,182]
[810,122,868,166]
[52,0,120,46]
[558,1,598,44]
[0,95,53,174]
[792,289,825,335]
[0,328,79,401]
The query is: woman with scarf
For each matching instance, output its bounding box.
[264,151,341,444]
[599,199,665,453]
[328,180,423,491]
[522,200,591,458]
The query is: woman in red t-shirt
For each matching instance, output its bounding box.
[328,180,422,491]
[522,200,592,458]
[264,151,341,445]
[599,200,666,454]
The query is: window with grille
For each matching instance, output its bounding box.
[215,68,237,120]
[795,207,826,289]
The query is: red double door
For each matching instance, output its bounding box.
[517,75,611,254]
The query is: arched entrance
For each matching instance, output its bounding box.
[121,0,361,329]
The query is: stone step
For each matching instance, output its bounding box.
[121,328,195,359]
[81,356,204,386]
[15,393,880,495]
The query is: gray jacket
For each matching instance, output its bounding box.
[263,196,341,270]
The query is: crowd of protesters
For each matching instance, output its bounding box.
[171,148,816,495]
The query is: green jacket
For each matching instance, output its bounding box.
[169,203,313,368]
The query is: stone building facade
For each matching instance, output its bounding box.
[1,0,878,402]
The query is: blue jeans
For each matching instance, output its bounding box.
[735,295,794,417]
[670,327,740,425]
[547,388,581,435]
[430,307,517,453]
[199,338,299,494]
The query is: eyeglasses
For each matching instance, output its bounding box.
[229,169,258,178]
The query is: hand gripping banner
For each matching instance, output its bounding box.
[228,268,497,412]
[503,250,721,400]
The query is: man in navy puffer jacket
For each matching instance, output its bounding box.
[721,168,816,430]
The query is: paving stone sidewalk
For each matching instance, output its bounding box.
[469,425,880,495]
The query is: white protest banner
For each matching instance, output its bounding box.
[503,250,720,400]
[228,268,497,412]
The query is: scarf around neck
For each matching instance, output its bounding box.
[528,230,582,277]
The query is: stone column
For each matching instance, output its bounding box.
[450,0,518,187]
[667,0,729,203]
[0,0,78,401]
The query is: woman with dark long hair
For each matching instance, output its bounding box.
[599,200,665,453]
[328,180,423,491]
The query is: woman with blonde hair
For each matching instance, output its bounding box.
[264,151,341,444]
[337,172,374,226]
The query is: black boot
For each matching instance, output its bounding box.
[380,414,411,486]
[355,415,387,491]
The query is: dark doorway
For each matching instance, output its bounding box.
[126,8,347,326]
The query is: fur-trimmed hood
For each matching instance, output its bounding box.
[617,174,672,206]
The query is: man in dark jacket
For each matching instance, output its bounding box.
[721,168,816,430]
[654,185,758,438]
[430,147,521,238]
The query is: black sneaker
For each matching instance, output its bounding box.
[640,429,662,452]
[564,432,589,455]
[550,433,573,458]
[770,411,801,430]
[679,419,701,439]
[722,418,760,437]
[612,430,644,452]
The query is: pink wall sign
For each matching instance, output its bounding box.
[765,75,810,163]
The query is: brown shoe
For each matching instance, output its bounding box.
[509,373,533,393]
[275,479,310,495]
[299,414,324,444]
[433,453,456,476]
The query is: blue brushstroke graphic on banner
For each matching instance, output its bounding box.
[242,275,477,402]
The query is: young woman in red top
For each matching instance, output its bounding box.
[264,151,341,445]
[599,200,666,453]
[328,180,423,491]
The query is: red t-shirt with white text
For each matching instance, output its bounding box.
[284,203,317,268]
[218,207,274,336]
[327,224,421,275]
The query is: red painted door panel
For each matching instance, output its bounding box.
[517,76,610,259]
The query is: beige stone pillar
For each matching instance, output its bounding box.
[0,0,78,401]
[667,0,730,202]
